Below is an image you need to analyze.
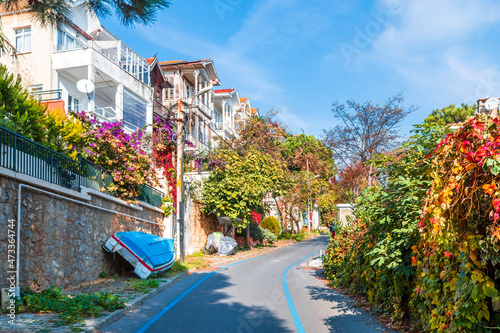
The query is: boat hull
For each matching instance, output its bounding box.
[103,231,175,279]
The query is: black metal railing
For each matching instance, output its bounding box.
[0,125,164,207]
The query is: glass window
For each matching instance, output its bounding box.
[123,89,147,130]
[68,95,80,112]
[120,43,149,85]
[57,27,76,51]
[15,27,31,53]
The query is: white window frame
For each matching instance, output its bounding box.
[15,27,31,53]
[68,95,80,112]
[56,26,77,52]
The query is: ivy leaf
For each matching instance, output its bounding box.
[484,286,499,298]
[493,296,500,312]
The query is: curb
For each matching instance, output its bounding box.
[84,270,191,333]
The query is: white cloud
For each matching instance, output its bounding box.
[364,0,500,110]
[138,0,350,133]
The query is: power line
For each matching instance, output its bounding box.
[93,71,238,152]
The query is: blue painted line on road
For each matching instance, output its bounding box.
[282,250,320,333]
[136,254,266,333]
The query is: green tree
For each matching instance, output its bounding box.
[202,149,285,230]
[323,123,445,322]
[282,133,336,177]
[0,65,84,158]
[232,109,288,161]
[423,103,475,126]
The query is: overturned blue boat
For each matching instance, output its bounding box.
[103,231,176,279]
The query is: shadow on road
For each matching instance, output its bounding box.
[303,268,389,333]
[146,271,292,333]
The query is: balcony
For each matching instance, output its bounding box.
[181,98,212,118]
[94,106,119,122]
[52,41,150,91]
[53,40,87,53]
[93,40,150,86]
[31,89,62,102]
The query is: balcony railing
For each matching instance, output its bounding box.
[94,106,119,122]
[0,125,80,191]
[0,125,164,207]
[93,40,150,85]
[31,89,62,102]
[53,40,86,53]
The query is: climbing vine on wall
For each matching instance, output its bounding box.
[152,115,177,212]
[413,114,500,331]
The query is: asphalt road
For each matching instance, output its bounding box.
[102,236,393,333]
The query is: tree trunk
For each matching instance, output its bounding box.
[246,223,251,248]
[367,163,374,188]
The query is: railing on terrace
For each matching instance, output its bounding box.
[31,89,62,102]
[53,40,86,53]
[0,125,164,207]
[94,106,119,122]
[80,158,163,207]
[79,158,114,194]
[137,184,163,208]
[0,125,80,191]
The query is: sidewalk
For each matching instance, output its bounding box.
[0,235,322,333]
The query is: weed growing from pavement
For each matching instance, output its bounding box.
[15,286,124,325]
[124,279,160,293]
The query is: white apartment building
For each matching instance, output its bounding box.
[159,59,221,149]
[0,0,158,132]
[212,88,255,142]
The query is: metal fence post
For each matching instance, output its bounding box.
[50,151,54,184]
[13,135,17,172]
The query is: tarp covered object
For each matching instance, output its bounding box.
[204,232,237,256]
[218,237,238,256]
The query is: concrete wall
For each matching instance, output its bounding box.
[337,204,354,227]
[0,173,164,290]
[0,12,54,90]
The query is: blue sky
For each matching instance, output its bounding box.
[102,0,500,138]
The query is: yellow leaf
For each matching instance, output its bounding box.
[470,250,477,262]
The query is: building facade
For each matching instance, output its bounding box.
[159,59,221,150]
[0,1,157,132]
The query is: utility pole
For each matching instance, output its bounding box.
[307,159,310,232]
[176,86,213,263]
[176,99,184,263]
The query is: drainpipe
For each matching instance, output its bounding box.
[15,184,164,296]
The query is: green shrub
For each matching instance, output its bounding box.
[278,231,292,240]
[16,286,124,324]
[261,216,281,236]
[125,279,159,293]
[0,65,85,159]
[250,222,277,244]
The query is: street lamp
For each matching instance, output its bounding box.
[176,85,213,263]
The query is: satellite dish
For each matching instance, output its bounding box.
[484,97,499,111]
[77,79,95,94]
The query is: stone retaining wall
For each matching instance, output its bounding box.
[0,175,163,290]
[188,200,221,254]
